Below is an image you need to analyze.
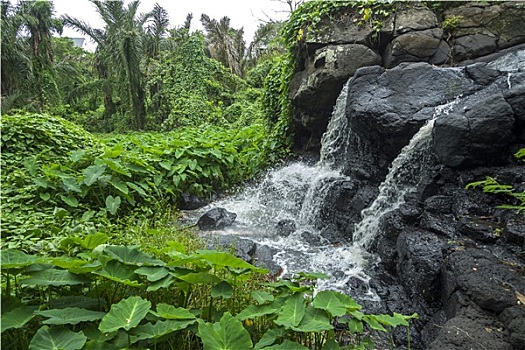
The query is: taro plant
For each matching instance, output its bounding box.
[1,234,418,350]
[1,113,270,246]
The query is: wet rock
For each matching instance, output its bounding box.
[399,203,422,223]
[276,219,296,237]
[347,62,477,165]
[457,216,502,243]
[397,229,445,304]
[205,235,256,263]
[453,33,498,61]
[320,224,341,244]
[178,193,206,210]
[442,249,525,314]
[500,306,525,350]
[420,212,457,238]
[427,306,512,350]
[379,210,405,240]
[290,44,382,149]
[393,3,439,35]
[300,230,322,245]
[502,212,525,247]
[424,195,454,214]
[197,208,237,230]
[433,93,515,168]
[254,245,282,276]
[464,61,500,86]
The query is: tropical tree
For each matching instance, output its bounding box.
[1,0,62,112]
[63,0,165,130]
[200,14,246,77]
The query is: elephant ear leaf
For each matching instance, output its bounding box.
[198,312,253,350]
[83,164,105,186]
[99,296,151,333]
[105,195,121,215]
[29,326,87,350]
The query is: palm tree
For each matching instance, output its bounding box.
[200,14,246,77]
[63,0,165,130]
[1,1,30,110]
[1,0,62,111]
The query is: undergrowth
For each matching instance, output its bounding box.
[1,113,273,245]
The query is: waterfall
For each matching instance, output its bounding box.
[352,120,435,247]
[187,73,461,295]
[352,98,461,248]
[319,80,351,168]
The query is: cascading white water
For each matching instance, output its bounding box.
[353,98,461,248]
[187,77,463,295]
[319,81,351,167]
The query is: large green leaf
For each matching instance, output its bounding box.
[73,232,109,250]
[146,274,176,291]
[198,312,253,350]
[321,339,342,350]
[211,281,233,299]
[1,305,38,332]
[312,290,346,317]
[196,250,268,273]
[254,328,286,349]
[29,326,87,350]
[251,291,274,305]
[105,195,121,215]
[102,245,165,267]
[62,177,82,193]
[101,144,124,158]
[177,272,221,285]
[334,292,362,312]
[48,257,88,270]
[263,340,309,350]
[35,308,106,325]
[129,319,197,344]
[1,249,37,269]
[274,293,306,328]
[22,269,90,286]
[237,296,287,321]
[108,177,129,194]
[150,303,196,320]
[93,260,143,287]
[126,181,148,197]
[82,164,106,186]
[363,315,387,332]
[102,158,131,177]
[291,306,333,333]
[70,150,86,162]
[60,194,79,207]
[135,266,169,282]
[99,296,151,333]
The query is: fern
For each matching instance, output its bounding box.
[466,148,525,215]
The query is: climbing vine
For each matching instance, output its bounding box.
[261,0,393,153]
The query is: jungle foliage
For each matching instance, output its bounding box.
[1,2,425,349]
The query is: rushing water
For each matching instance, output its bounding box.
[186,76,463,294]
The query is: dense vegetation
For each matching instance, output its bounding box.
[1,0,458,348]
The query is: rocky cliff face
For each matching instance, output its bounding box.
[290,1,525,152]
[287,2,525,349]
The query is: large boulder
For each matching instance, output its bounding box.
[445,2,525,58]
[289,2,525,152]
[344,62,476,166]
[433,92,516,168]
[384,28,444,68]
[197,208,237,230]
[290,44,382,149]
